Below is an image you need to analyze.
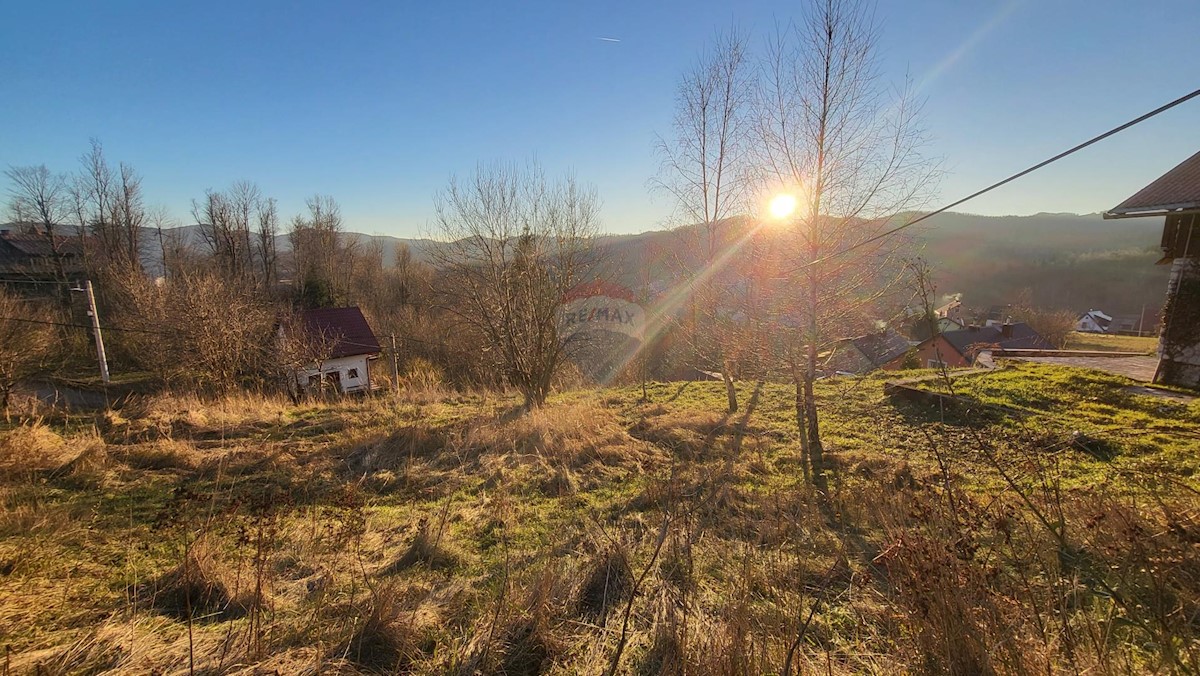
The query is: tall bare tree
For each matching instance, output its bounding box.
[193,181,280,290]
[289,194,353,306]
[5,164,73,290]
[653,28,755,413]
[72,140,145,274]
[430,161,599,407]
[757,0,938,485]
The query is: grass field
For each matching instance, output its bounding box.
[1065,331,1158,354]
[0,364,1197,674]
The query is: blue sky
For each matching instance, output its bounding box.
[2,0,1198,236]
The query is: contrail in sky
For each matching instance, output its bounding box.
[596,37,621,42]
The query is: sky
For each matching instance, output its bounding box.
[2,0,1198,237]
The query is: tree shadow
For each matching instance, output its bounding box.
[729,381,763,458]
[665,381,691,403]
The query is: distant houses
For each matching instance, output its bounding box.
[827,328,913,374]
[1104,149,1200,388]
[1075,308,1154,336]
[935,298,965,325]
[1076,309,1112,333]
[908,322,1054,369]
[0,224,86,294]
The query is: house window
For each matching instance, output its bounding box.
[347,368,359,379]
[307,375,320,387]
[927,359,946,369]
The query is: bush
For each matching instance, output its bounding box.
[399,357,445,391]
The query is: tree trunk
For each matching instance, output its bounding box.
[804,268,826,490]
[803,351,826,491]
[722,360,738,413]
[792,359,810,484]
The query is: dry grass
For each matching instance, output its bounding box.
[0,420,70,478]
[2,371,1198,674]
[141,535,255,621]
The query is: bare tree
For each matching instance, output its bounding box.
[148,204,189,279]
[5,165,73,286]
[72,140,145,274]
[112,161,146,272]
[289,195,352,306]
[256,197,279,291]
[756,0,938,485]
[653,27,755,413]
[115,270,277,391]
[193,181,281,290]
[429,161,599,407]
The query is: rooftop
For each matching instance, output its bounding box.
[299,306,381,359]
[1105,150,1200,219]
[939,322,1055,357]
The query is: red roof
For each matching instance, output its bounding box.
[299,306,381,358]
[1106,150,1200,218]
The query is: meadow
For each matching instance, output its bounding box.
[0,362,1197,674]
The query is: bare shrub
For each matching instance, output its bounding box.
[0,289,56,418]
[429,160,600,408]
[1010,304,1078,349]
[112,270,280,391]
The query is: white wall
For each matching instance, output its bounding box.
[294,354,372,394]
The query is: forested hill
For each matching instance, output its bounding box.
[591,211,1170,317]
[904,211,1168,316]
[159,211,1169,317]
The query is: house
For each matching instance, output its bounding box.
[1109,313,1153,336]
[1104,149,1200,388]
[935,298,965,324]
[909,322,1054,369]
[291,306,381,395]
[0,225,87,293]
[1076,309,1112,333]
[827,328,913,374]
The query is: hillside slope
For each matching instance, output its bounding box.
[154,211,1169,315]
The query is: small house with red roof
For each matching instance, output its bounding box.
[292,306,381,394]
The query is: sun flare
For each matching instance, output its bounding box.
[768,193,797,220]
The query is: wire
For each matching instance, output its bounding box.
[792,86,1200,272]
[0,315,167,335]
[0,278,81,285]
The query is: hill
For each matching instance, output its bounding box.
[154,211,1169,316]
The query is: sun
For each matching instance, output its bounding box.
[768,193,797,220]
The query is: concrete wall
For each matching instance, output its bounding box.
[1157,258,1200,389]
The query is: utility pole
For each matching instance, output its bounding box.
[389,333,399,396]
[83,280,110,384]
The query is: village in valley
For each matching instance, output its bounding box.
[1,1,1199,674]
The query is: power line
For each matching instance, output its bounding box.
[793,86,1200,272]
[0,315,167,335]
[0,278,80,285]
